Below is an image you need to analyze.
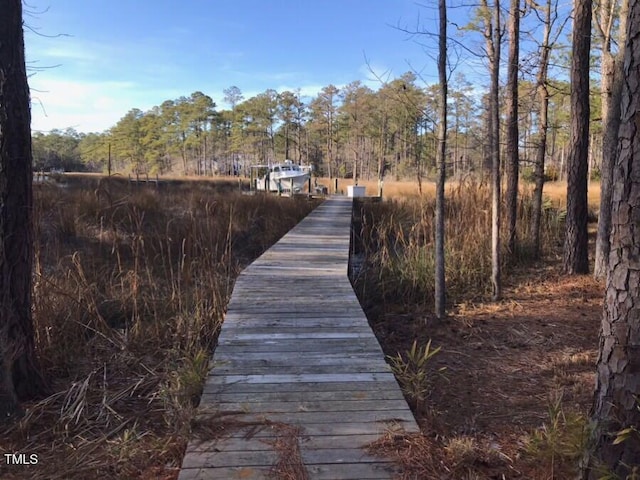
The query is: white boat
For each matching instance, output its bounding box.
[253,160,312,193]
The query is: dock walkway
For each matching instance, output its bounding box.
[179,196,418,480]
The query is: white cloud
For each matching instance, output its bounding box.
[38,45,98,62]
[275,84,325,99]
[29,76,146,133]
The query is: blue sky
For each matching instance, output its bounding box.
[24,1,453,134]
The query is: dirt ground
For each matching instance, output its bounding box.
[368,255,603,479]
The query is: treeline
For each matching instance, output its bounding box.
[33,72,599,181]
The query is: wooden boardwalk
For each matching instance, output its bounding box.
[179,196,418,480]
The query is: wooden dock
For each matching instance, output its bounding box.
[179,196,418,480]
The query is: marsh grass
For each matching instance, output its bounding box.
[353,179,565,311]
[522,390,590,479]
[2,177,318,479]
[387,339,445,414]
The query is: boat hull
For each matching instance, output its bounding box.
[252,160,312,193]
[255,173,309,192]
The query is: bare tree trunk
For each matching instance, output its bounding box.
[0,0,45,421]
[531,0,553,259]
[505,0,520,258]
[563,0,591,274]
[181,132,187,175]
[327,117,333,179]
[414,123,423,194]
[353,145,358,184]
[435,0,448,320]
[482,0,502,300]
[582,5,640,474]
[284,123,290,160]
[203,135,207,176]
[531,95,548,257]
[378,113,388,196]
[594,0,629,279]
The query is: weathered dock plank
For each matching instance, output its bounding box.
[179,197,417,480]
[202,381,406,398]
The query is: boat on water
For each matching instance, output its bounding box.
[253,160,312,193]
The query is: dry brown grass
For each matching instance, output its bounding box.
[353,179,567,314]
[368,430,512,479]
[190,410,310,480]
[314,176,602,210]
[368,431,443,479]
[540,180,601,209]
[72,172,603,208]
[266,424,310,480]
[313,176,433,199]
